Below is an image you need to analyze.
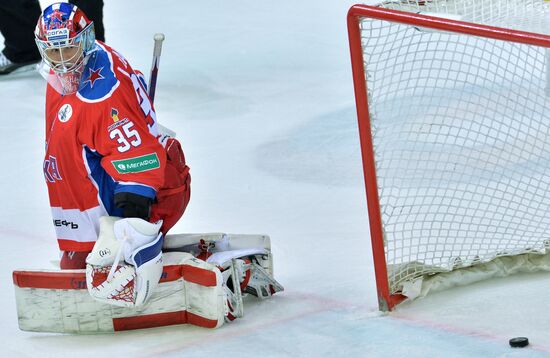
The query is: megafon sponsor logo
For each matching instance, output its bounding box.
[112,153,160,174]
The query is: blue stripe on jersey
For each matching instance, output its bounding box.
[78,47,118,101]
[84,147,124,217]
[114,184,156,199]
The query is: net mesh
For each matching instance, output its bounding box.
[359,0,550,295]
[90,266,135,303]
[383,0,550,33]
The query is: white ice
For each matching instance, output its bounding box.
[1,0,550,357]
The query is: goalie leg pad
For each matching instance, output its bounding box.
[14,252,228,333]
[245,258,284,299]
[60,250,90,269]
[164,233,284,306]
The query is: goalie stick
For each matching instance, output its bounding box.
[148,33,164,104]
[146,32,176,137]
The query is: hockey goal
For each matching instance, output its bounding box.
[348,0,550,311]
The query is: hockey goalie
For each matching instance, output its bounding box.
[13,2,283,333]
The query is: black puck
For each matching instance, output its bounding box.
[509,337,529,348]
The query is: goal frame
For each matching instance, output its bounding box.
[347,4,550,311]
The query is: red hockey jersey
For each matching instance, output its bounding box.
[44,42,166,252]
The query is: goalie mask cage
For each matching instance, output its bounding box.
[348,1,550,311]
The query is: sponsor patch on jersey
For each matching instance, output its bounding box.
[111,153,160,174]
[111,108,120,122]
[107,108,131,132]
[58,104,73,122]
[107,117,130,132]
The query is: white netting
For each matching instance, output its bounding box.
[89,265,135,303]
[359,0,550,295]
[383,0,550,33]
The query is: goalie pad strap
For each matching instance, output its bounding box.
[182,264,218,286]
[112,310,219,331]
[13,262,220,290]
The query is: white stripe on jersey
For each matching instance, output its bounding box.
[51,205,107,243]
[117,181,157,192]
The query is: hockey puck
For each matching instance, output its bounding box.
[509,337,529,348]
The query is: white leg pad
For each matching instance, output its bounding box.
[13,252,228,333]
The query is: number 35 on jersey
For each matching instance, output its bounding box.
[108,108,142,153]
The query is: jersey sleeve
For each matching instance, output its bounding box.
[92,83,166,200]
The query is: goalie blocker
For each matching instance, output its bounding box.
[13,231,283,333]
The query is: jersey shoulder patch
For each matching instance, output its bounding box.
[77,44,119,103]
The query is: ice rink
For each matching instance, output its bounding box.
[2,1,550,356]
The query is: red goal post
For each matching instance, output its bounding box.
[348,3,550,311]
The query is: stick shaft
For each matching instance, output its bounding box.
[148,33,165,104]
[147,33,175,137]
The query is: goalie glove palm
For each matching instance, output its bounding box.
[86,216,164,307]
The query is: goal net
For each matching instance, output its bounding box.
[348,0,550,310]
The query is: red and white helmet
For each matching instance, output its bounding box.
[34,2,96,94]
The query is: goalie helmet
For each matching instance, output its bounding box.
[34,2,96,94]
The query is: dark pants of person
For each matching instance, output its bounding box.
[70,0,105,43]
[0,0,41,63]
[0,0,104,64]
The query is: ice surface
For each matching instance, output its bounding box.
[1,0,550,357]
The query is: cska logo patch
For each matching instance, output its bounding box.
[83,67,104,88]
[58,104,72,122]
[48,9,65,23]
[44,155,63,183]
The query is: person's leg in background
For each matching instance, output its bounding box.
[69,0,105,42]
[0,0,42,74]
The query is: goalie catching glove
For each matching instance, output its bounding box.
[85,216,164,307]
